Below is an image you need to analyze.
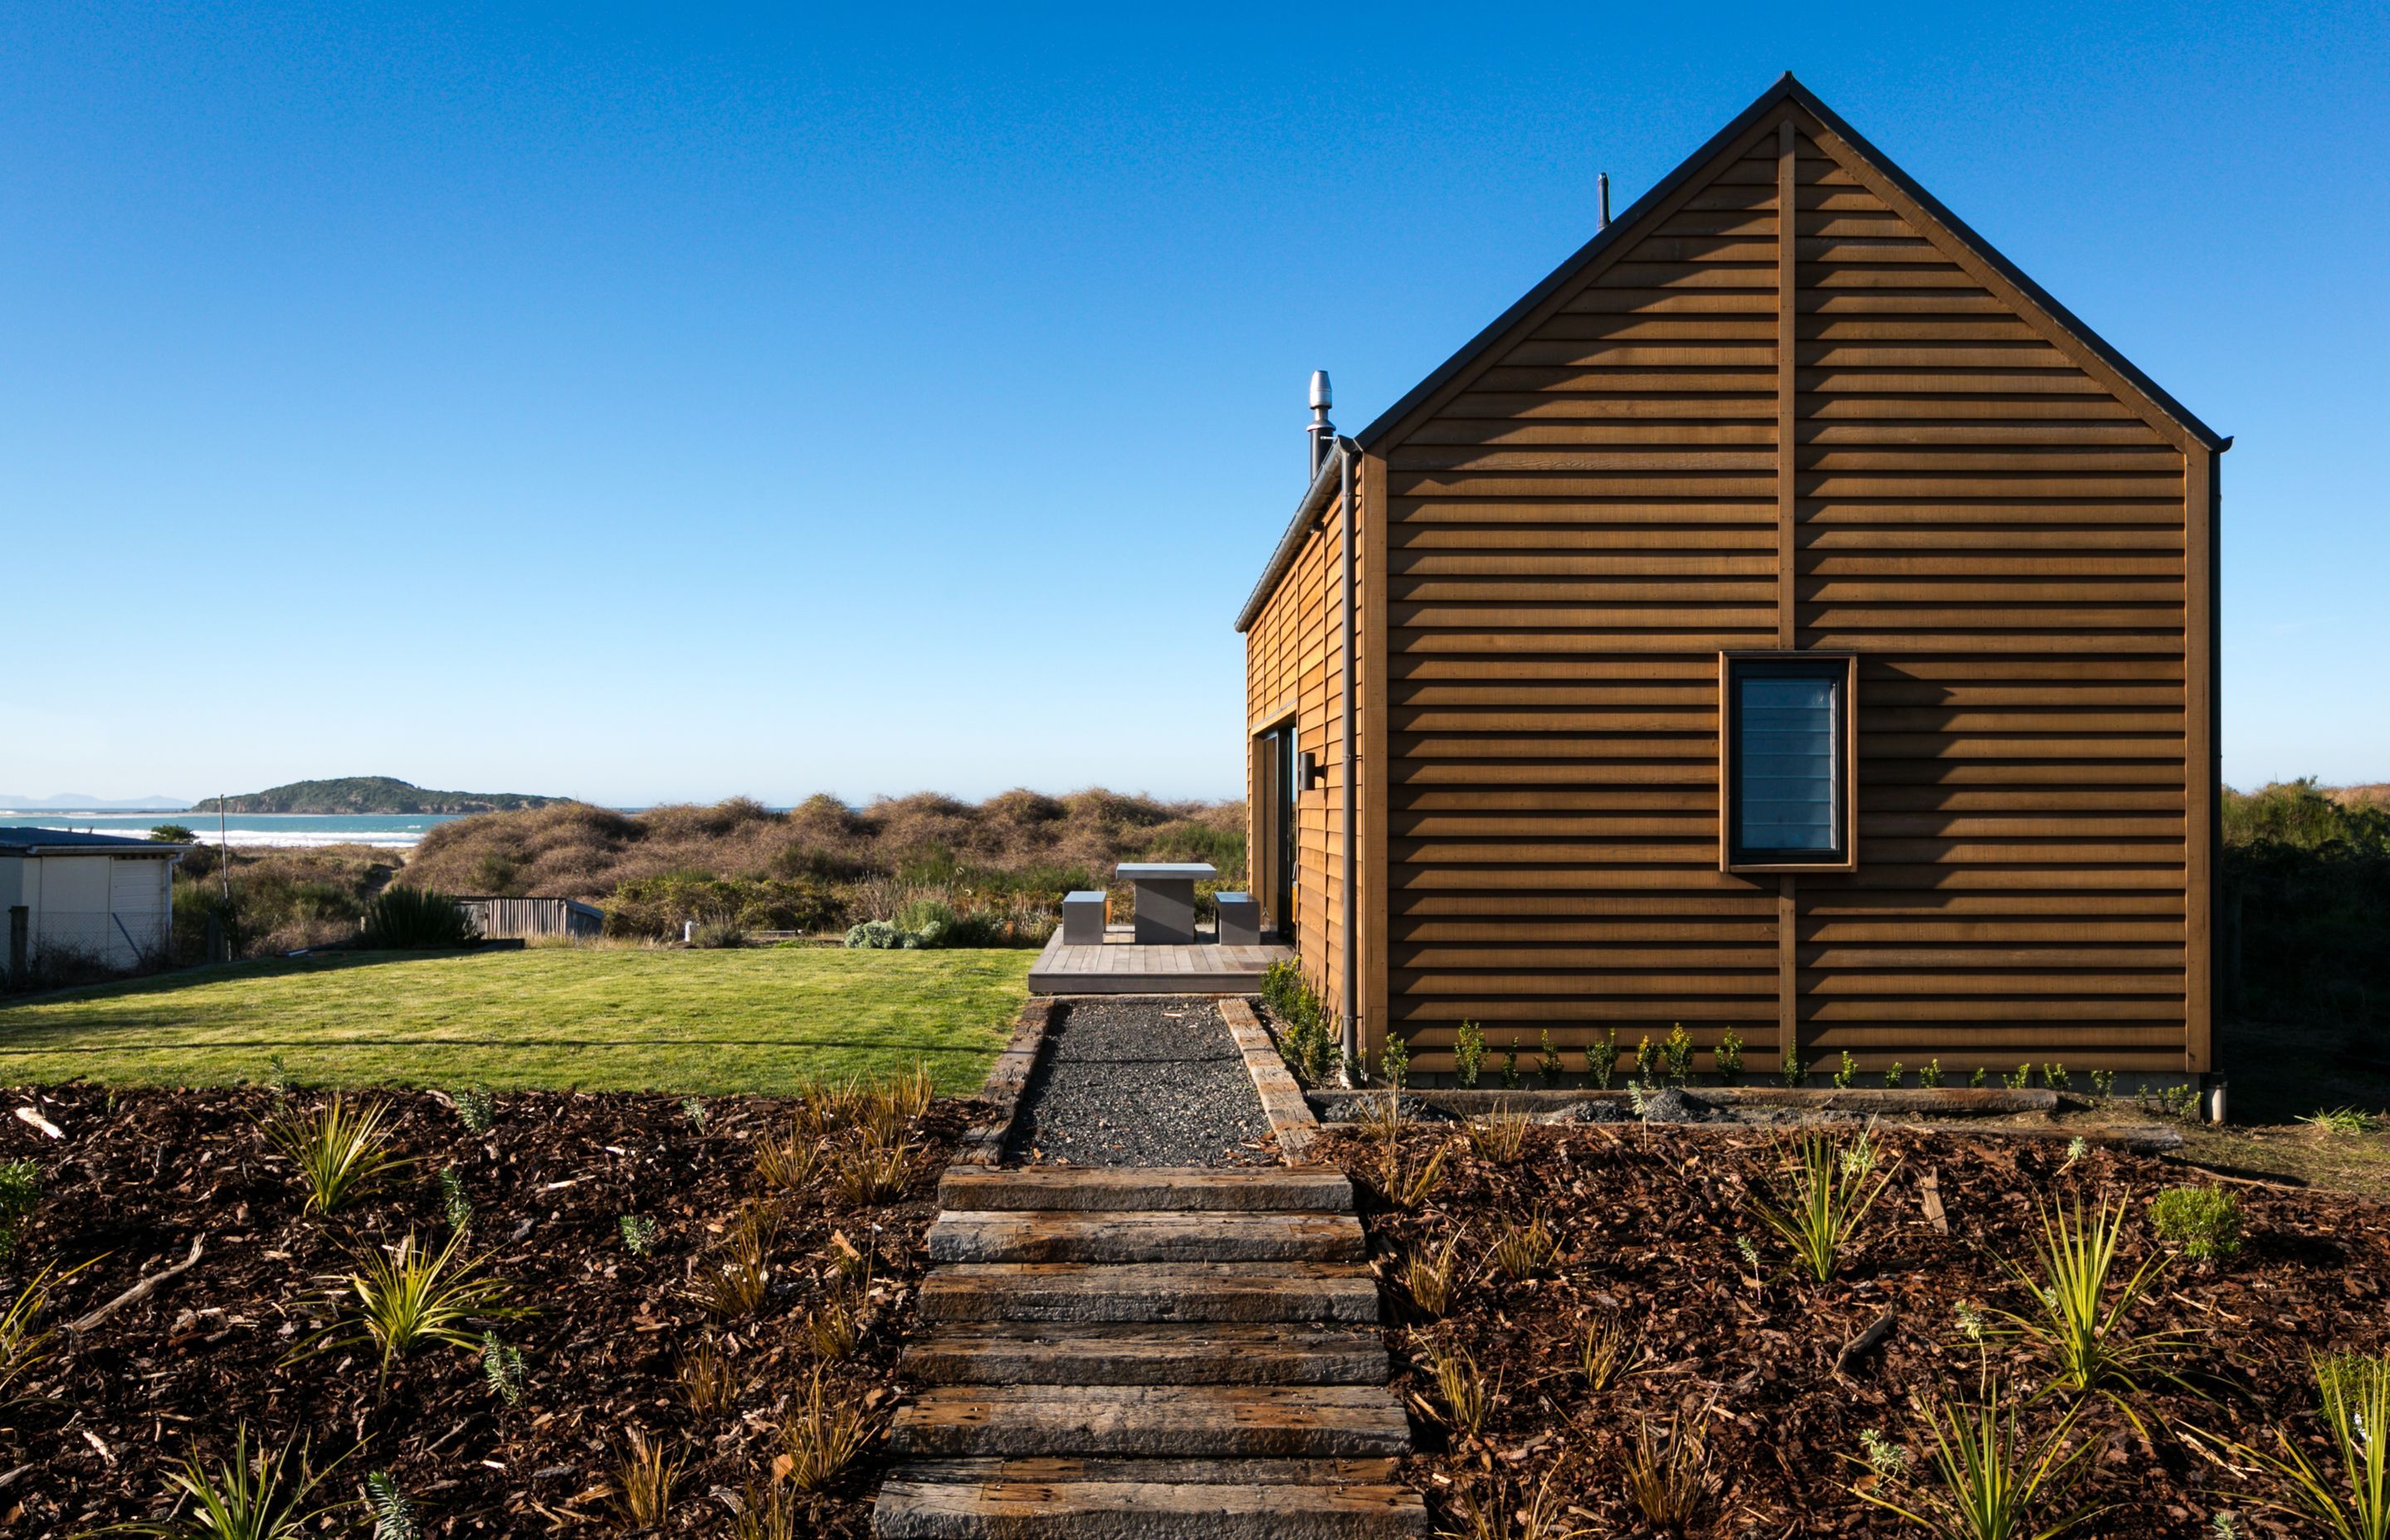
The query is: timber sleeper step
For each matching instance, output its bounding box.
[928,1210,1365,1265]
[900,1322,1390,1386]
[886,1383,1415,1460]
[937,1164,1356,1214]
[871,1463,1429,1538]
[918,1262,1381,1325]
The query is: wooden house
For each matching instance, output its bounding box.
[1235,76,2226,1086]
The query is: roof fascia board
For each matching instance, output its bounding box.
[1233,438,1354,634]
[1782,81,2228,454]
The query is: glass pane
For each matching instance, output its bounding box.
[1738,674,1836,853]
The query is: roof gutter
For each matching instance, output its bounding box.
[1232,448,1346,634]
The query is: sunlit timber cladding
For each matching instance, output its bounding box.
[1236,76,2226,1083]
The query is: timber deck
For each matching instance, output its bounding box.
[1027,924,1290,996]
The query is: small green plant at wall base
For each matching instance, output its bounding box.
[2005,1065,2032,1091]
[1500,1036,1522,1091]
[482,1332,526,1404]
[1919,1059,1944,1089]
[1885,1062,1905,1089]
[2090,1070,2116,1105]
[0,1160,37,1259]
[2149,1187,2242,1261]
[1714,1028,1744,1084]
[1586,1032,1619,1089]
[1635,1034,1661,1085]
[1662,1023,1695,1084]
[1781,1047,1804,1087]
[1453,1020,1486,1089]
[1970,1066,1988,1089]
[619,1214,659,1255]
[1539,1030,1564,1089]
[1380,1031,1409,1089]
[2043,1063,2071,1093]
[1833,1051,1859,1089]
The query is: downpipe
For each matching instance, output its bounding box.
[1339,440,1361,1085]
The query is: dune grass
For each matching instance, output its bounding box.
[0,947,1032,1095]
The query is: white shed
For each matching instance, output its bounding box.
[0,827,189,974]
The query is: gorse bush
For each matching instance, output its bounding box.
[607,873,838,941]
[360,886,477,949]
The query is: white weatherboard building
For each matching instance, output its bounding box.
[0,827,189,972]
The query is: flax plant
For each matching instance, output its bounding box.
[754,1126,824,1192]
[259,1094,407,1215]
[1745,1128,1899,1283]
[1995,1195,2190,1431]
[831,1129,916,1206]
[110,1424,354,1539]
[2190,1349,2390,1540]
[1856,1372,2102,1540]
[292,1231,526,1386]
[0,1259,92,1405]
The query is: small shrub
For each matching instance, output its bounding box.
[691,917,749,949]
[2043,1063,2071,1093]
[1832,1051,1859,1089]
[1714,1029,1744,1084]
[2004,1064,2032,1091]
[260,1094,407,1216]
[2149,1187,2242,1262]
[844,919,905,949]
[619,1214,660,1255]
[1919,1060,1944,1089]
[783,1365,876,1491]
[1780,1046,1804,1087]
[1885,1062,1905,1089]
[437,1167,473,1232]
[0,1159,37,1259]
[1499,1036,1522,1090]
[448,1085,496,1133]
[613,1430,683,1528]
[482,1332,527,1404]
[1585,1031,1619,1089]
[681,1096,709,1128]
[1970,1066,1988,1089]
[1538,1030,1563,1088]
[1634,1033,1661,1085]
[361,886,477,949]
[1661,1023,1694,1084]
[1453,1019,1487,1088]
[2089,1069,2115,1104]
[1382,1031,1411,1089]
[365,1470,419,1540]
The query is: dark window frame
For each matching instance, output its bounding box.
[1718,652,1860,874]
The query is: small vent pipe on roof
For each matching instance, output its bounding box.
[1307,370,1335,477]
[1598,172,1612,229]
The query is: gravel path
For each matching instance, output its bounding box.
[1007,997,1273,1166]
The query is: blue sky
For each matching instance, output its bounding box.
[4,2,2384,806]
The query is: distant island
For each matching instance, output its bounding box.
[188,777,564,816]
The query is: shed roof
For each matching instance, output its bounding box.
[1236,73,2228,632]
[0,827,191,855]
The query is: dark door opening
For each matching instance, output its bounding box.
[1253,724,1297,939]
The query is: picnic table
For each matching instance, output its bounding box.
[1115,861,1217,945]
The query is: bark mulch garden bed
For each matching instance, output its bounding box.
[1317,1118,2390,1539]
[0,1081,978,1537]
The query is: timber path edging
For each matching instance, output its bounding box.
[872,1162,1427,1538]
[1218,995,1320,1162]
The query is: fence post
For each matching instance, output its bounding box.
[7,906,26,985]
[206,914,227,965]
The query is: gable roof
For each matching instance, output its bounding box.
[0,826,190,855]
[1356,72,2228,456]
[1235,75,2229,633]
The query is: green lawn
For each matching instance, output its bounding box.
[0,946,1033,1095]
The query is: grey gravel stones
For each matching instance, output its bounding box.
[1007,998,1272,1167]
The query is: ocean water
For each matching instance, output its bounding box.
[0,811,465,849]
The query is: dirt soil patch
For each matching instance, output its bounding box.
[1319,1120,2390,1539]
[1007,998,1273,1167]
[0,1083,978,1537]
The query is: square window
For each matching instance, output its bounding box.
[1721,655,1856,870]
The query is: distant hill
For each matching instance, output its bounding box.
[188,777,563,816]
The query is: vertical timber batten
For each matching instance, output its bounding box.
[1775,112,1801,1067]
[2185,449,2215,1073]
[1361,452,1392,1079]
